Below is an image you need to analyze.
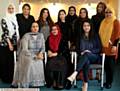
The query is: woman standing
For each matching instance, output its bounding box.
[99,6,120,89]
[16,3,35,39]
[91,2,106,33]
[74,8,90,50]
[12,22,45,88]
[0,4,19,83]
[37,8,54,41]
[65,20,102,91]
[56,9,72,79]
[66,6,78,26]
[91,2,106,80]
[45,24,69,90]
[56,9,71,42]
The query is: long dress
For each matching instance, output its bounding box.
[13,32,45,87]
[0,16,18,83]
[45,37,69,87]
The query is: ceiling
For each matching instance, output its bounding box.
[20,0,106,4]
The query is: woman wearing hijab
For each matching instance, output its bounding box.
[99,5,120,89]
[66,6,78,50]
[0,4,19,83]
[45,24,69,90]
[11,22,45,88]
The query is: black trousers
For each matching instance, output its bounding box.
[104,56,115,84]
[0,46,14,83]
[76,53,99,82]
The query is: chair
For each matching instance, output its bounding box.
[71,52,105,90]
[13,51,47,88]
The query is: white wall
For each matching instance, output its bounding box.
[0,0,19,21]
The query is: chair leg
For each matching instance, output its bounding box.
[101,53,105,90]
[73,52,77,88]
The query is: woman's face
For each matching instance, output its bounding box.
[105,9,113,18]
[83,22,91,33]
[51,26,58,36]
[31,23,39,33]
[80,9,87,18]
[43,10,48,19]
[59,11,66,21]
[97,4,104,13]
[22,6,30,15]
[69,8,75,16]
[8,5,14,14]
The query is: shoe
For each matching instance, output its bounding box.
[104,83,112,89]
[10,85,18,88]
[29,86,40,88]
[65,79,72,90]
[46,84,51,88]
[53,86,58,90]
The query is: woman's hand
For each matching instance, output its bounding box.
[36,52,44,60]
[7,38,14,51]
[48,50,57,57]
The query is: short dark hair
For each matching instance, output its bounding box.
[22,3,31,10]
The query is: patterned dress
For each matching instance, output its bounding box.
[13,32,45,87]
[0,18,18,83]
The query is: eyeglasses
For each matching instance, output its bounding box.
[105,11,112,14]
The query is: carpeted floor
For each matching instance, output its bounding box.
[0,64,120,91]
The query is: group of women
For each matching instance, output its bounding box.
[0,2,120,91]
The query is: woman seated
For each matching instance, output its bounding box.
[11,22,45,88]
[65,20,102,91]
[45,24,69,90]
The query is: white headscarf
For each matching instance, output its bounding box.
[4,4,19,41]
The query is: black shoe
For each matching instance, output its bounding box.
[10,85,18,88]
[104,83,112,89]
[46,84,52,88]
[53,86,64,90]
[65,79,72,90]
[29,86,40,88]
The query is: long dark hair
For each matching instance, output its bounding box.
[38,8,54,27]
[79,8,88,19]
[96,2,106,15]
[81,20,94,40]
[58,9,66,22]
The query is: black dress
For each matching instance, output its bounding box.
[16,14,35,38]
[91,14,105,33]
[56,21,73,77]
[56,21,72,42]
[65,15,78,48]
[45,37,70,87]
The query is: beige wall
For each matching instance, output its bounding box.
[0,0,119,21]
[19,2,97,22]
[0,0,19,20]
[19,0,120,22]
[108,0,120,20]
